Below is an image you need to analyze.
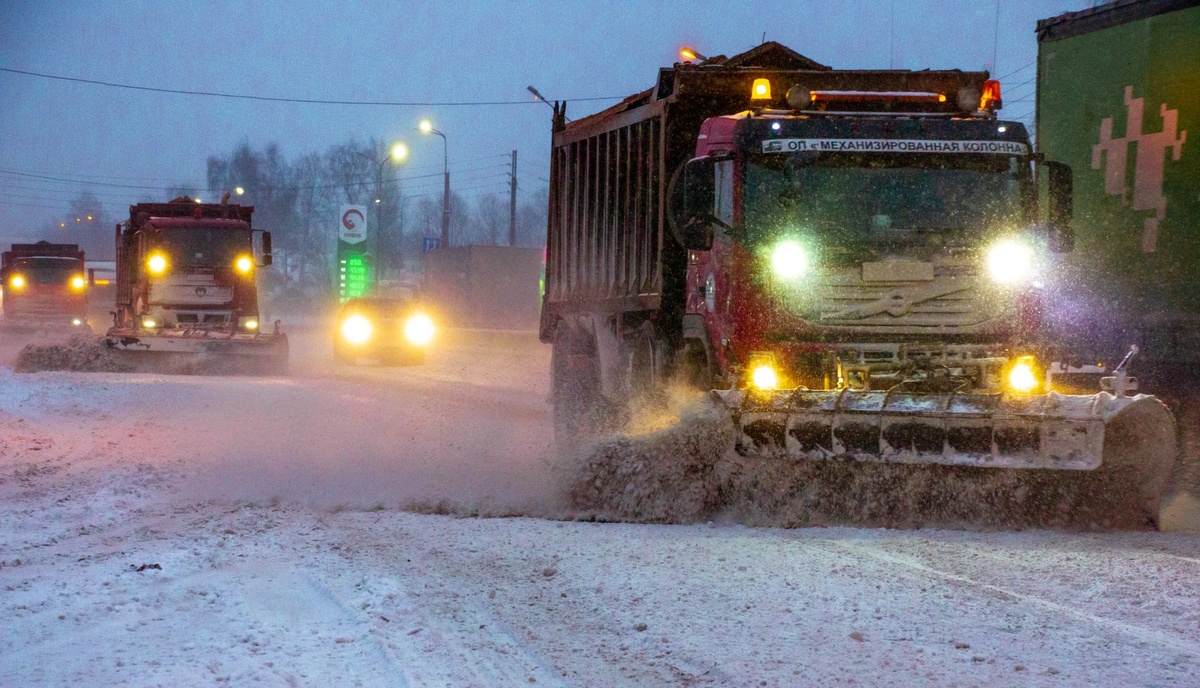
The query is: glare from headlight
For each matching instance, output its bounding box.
[72,318,83,326]
[234,255,254,274]
[751,364,779,390]
[771,240,809,280]
[243,318,259,331]
[1008,358,1038,393]
[9,274,25,289]
[141,318,157,329]
[986,239,1034,284]
[404,313,435,346]
[341,314,372,344]
[71,275,86,290]
[147,253,168,275]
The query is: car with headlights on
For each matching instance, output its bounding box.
[335,296,434,366]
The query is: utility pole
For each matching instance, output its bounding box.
[509,150,518,246]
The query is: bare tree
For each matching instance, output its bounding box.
[473,193,507,246]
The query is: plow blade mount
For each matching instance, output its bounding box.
[716,388,1175,473]
[104,327,288,375]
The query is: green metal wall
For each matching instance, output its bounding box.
[1038,5,1199,317]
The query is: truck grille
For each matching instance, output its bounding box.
[792,266,1003,329]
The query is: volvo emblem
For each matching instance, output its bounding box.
[195,286,207,297]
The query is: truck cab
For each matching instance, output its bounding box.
[681,85,1073,396]
[1,241,89,330]
[115,200,268,333]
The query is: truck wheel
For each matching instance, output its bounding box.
[677,338,714,391]
[552,326,604,448]
[629,324,659,401]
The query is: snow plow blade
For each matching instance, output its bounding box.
[716,388,1174,473]
[103,326,289,375]
[715,387,1185,528]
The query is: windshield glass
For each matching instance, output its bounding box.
[10,257,82,285]
[744,151,1030,255]
[154,227,251,268]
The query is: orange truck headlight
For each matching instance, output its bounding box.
[71,275,87,290]
[9,274,25,289]
[234,255,254,275]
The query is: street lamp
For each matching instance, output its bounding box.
[356,141,409,286]
[418,119,450,249]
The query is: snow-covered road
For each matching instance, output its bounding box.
[3,327,1199,686]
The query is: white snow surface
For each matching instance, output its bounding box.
[3,326,1200,686]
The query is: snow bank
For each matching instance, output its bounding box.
[13,335,133,373]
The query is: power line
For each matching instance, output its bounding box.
[993,58,1036,82]
[0,66,626,107]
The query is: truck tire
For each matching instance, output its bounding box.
[677,338,714,391]
[629,324,659,400]
[552,325,604,448]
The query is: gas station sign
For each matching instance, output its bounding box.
[337,205,370,301]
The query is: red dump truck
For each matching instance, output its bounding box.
[104,198,288,374]
[1,241,90,332]
[540,41,1188,528]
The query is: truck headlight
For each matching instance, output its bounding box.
[404,313,435,346]
[751,364,779,390]
[234,255,254,275]
[9,274,25,290]
[141,317,158,329]
[1007,356,1039,393]
[341,314,372,344]
[771,240,809,280]
[239,317,259,331]
[986,239,1034,284]
[71,275,87,290]
[147,253,168,276]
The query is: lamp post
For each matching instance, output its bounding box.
[355,142,408,287]
[418,119,450,249]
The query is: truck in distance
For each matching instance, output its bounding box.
[104,197,288,374]
[1,241,90,333]
[540,41,1182,528]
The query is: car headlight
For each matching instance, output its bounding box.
[341,314,372,344]
[147,253,168,276]
[986,238,1034,284]
[239,316,259,331]
[72,318,84,326]
[404,313,435,346]
[1007,356,1039,393]
[770,240,809,280]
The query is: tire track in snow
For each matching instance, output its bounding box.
[313,521,569,687]
[823,539,1200,658]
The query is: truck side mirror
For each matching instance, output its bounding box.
[261,231,273,266]
[88,268,96,287]
[682,157,716,251]
[1045,160,1074,253]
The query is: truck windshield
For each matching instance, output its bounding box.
[154,227,251,268]
[10,257,82,285]
[744,151,1030,253]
